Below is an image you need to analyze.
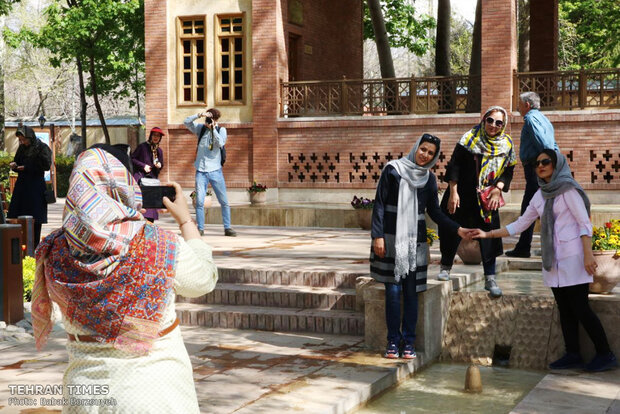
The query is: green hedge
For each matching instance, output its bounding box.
[0,151,13,202]
[0,151,75,198]
[55,154,75,198]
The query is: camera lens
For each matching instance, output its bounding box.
[206,117,213,125]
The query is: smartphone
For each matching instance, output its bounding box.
[140,185,176,209]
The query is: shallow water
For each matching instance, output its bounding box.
[356,363,544,414]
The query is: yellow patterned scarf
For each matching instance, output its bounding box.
[458,107,517,222]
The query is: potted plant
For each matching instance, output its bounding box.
[190,189,213,208]
[590,220,620,294]
[248,181,267,205]
[351,195,374,230]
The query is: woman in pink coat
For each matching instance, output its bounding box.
[474,149,617,372]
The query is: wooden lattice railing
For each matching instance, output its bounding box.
[280,75,481,117]
[514,68,620,110]
[280,68,620,117]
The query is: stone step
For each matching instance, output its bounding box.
[177,283,357,310]
[217,267,363,288]
[176,303,365,336]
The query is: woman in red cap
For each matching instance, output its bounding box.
[131,127,165,222]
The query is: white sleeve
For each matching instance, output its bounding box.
[174,238,218,298]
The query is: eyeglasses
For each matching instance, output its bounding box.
[535,158,553,167]
[421,134,440,144]
[485,117,504,128]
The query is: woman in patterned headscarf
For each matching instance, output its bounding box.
[437,106,517,298]
[32,146,217,413]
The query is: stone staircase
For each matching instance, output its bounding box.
[175,267,366,336]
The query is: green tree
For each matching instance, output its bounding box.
[6,0,144,145]
[559,0,620,69]
[0,0,21,149]
[364,0,436,78]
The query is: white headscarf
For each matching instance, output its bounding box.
[388,134,441,282]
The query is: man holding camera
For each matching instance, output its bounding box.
[184,108,237,237]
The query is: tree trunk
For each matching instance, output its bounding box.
[466,0,482,113]
[134,66,142,123]
[435,0,451,77]
[0,60,5,150]
[366,0,395,79]
[76,56,88,150]
[435,0,452,112]
[88,55,110,145]
[518,0,530,72]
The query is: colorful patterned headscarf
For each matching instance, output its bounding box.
[458,106,517,222]
[32,148,179,354]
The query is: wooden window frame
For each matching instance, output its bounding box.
[177,15,207,107]
[215,13,246,106]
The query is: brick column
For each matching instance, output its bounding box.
[144,0,168,178]
[251,0,287,187]
[481,0,517,112]
[529,0,558,71]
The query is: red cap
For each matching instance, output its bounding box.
[150,127,165,136]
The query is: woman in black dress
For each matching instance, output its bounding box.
[8,126,52,249]
[437,106,517,298]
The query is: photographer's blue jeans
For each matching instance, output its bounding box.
[384,278,418,347]
[195,168,231,231]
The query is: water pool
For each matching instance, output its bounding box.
[356,363,544,414]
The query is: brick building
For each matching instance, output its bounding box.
[146,0,620,203]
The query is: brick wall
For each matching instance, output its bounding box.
[481,0,517,111]
[284,0,363,82]
[158,110,620,193]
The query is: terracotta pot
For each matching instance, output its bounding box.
[192,195,213,208]
[456,238,481,265]
[356,209,372,230]
[249,191,267,205]
[589,250,620,294]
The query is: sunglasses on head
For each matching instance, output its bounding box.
[485,117,504,128]
[535,158,553,167]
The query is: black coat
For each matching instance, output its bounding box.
[439,144,515,259]
[8,139,51,223]
[370,165,460,287]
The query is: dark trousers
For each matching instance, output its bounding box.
[551,283,611,355]
[384,278,418,346]
[34,222,42,251]
[439,230,496,276]
[513,163,539,252]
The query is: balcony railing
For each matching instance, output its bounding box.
[280,68,620,117]
[514,68,620,110]
[280,75,481,117]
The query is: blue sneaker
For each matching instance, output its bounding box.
[585,352,618,372]
[384,342,399,359]
[402,344,417,359]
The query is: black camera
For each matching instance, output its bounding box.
[140,185,176,209]
[205,117,213,125]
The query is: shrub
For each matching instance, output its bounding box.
[55,154,75,197]
[22,256,36,302]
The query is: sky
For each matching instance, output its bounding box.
[451,1,477,23]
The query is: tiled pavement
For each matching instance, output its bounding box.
[0,200,617,413]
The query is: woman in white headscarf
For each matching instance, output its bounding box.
[474,149,617,373]
[370,134,474,359]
